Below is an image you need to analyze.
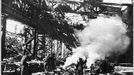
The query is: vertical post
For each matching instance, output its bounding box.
[1,14,8,59]
[96,7,97,12]
[24,27,28,50]
[33,29,37,58]
[42,34,46,51]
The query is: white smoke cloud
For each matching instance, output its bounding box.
[64,14,130,68]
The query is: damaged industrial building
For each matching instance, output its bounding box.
[1,0,133,75]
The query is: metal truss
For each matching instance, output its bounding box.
[23,26,68,59]
[1,14,8,58]
[2,0,79,49]
[2,0,132,59]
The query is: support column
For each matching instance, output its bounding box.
[33,29,37,58]
[1,14,8,59]
[42,34,46,51]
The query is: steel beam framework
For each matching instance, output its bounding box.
[23,26,67,59]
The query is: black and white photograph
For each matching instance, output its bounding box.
[1,0,133,75]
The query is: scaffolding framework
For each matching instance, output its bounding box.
[22,26,67,59]
[1,0,132,59]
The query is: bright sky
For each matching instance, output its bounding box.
[6,19,25,34]
[68,0,132,4]
[68,0,83,2]
[103,0,132,4]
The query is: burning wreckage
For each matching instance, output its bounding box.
[62,14,133,75]
[1,0,133,75]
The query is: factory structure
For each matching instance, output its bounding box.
[1,0,133,75]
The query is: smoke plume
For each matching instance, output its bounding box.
[63,14,130,68]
